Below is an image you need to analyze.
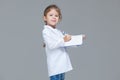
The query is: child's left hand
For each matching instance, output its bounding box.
[82,34,86,40]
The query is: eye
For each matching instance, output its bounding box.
[55,15,59,17]
[50,14,53,16]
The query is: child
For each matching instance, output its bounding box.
[42,4,86,80]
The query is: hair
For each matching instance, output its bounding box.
[43,4,62,24]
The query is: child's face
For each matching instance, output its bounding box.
[44,9,59,28]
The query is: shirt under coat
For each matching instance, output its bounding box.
[42,25,73,76]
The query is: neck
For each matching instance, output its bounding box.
[47,24,56,29]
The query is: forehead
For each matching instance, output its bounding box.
[47,9,59,14]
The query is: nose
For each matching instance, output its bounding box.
[53,15,57,18]
[52,16,56,19]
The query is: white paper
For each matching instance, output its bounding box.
[64,35,83,47]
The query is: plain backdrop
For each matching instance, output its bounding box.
[0,0,120,80]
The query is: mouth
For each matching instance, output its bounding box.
[51,20,56,22]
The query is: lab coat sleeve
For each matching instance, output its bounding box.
[42,31,65,50]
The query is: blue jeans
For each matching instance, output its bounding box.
[50,73,65,80]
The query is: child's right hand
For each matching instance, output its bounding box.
[64,34,71,42]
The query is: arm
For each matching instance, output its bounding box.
[43,31,65,49]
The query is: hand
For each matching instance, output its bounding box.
[82,34,86,40]
[64,34,71,42]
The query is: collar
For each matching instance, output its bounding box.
[44,25,57,30]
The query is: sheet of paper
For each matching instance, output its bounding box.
[64,35,83,47]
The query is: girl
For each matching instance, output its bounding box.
[42,4,85,80]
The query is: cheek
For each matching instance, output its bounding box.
[58,18,61,22]
[56,17,60,21]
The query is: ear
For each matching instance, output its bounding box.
[43,16,47,22]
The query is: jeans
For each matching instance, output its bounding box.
[50,73,65,80]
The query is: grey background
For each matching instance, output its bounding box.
[0,0,120,80]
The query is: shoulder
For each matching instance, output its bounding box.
[42,25,49,33]
[42,26,52,37]
[42,28,49,36]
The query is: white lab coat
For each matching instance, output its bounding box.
[42,25,73,76]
